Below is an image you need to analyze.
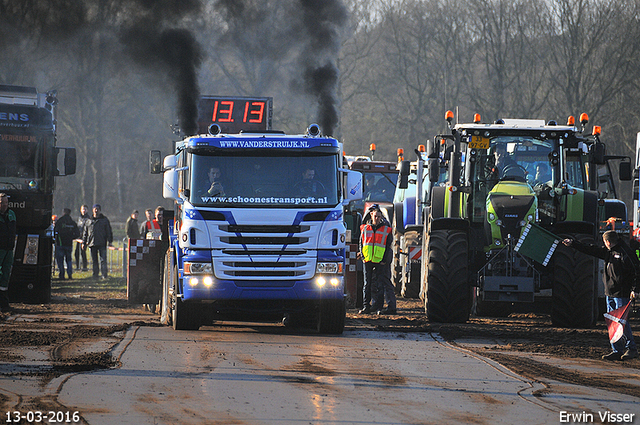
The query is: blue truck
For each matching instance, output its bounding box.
[150,98,362,332]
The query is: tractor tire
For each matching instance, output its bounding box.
[172,266,200,331]
[316,299,346,334]
[424,229,470,323]
[551,233,597,328]
[391,231,403,293]
[400,230,421,298]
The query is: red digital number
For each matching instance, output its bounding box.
[212,101,234,122]
[243,101,265,124]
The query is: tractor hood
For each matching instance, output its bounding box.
[486,181,537,248]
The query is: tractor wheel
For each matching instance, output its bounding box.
[391,231,402,293]
[400,230,421,298]
[424,229,470,323]
[551,233,597,328]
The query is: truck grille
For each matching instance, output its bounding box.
[213,223,316,280]
[222,236,309,245]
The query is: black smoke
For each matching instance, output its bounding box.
[0,0,204,137]
[297,0,348,136]
[216,0,349,137]
[119,0,203,136]
[121,27,203,136]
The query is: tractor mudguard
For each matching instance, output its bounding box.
[429,217,470,232]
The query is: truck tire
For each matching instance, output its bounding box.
[172,266,200,330]
[551,234,597,328]
[424,229,470,323]
[316,299,346,334]
[400,230,421,298]
[159,251,172,326]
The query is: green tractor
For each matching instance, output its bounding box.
[421,112,631,328]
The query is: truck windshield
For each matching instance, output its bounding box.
[0,136,43,188]
[190,153,340,207]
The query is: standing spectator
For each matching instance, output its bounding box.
[82,204,113,279]
[144,206,167,313]
[74,205,90,271]
[0,193,16,312]
[125,210,141,239]
[54,208,79,280]
[142,207,163,240]
[152,206,165,240]
[358,204,397,315]
[563,230,638,360]
[139,208,155,238]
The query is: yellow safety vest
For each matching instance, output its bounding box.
[360,223,392,263]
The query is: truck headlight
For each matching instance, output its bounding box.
[187,275,214,287]
[184,262,213,275]
[316,262,343,274]
[315,276,341,288]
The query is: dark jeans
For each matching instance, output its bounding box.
[55,245,73,278]
[0,249,13,308]
[607,296,636,353]
[90,245,108,278]
[363,261,396,311]
[74,241,88,270]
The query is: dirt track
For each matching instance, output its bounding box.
[1,281,639,416]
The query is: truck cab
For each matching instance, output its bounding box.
[153,124,362,332]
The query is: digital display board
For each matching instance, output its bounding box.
[197,96,273,134]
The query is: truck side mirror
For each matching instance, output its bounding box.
[55,147,76,176]
[398,160,411,189]
[590,142,606,165]
[343,170,363,204]
[150,150,162,174]
[64,148,76,175]
[619,161,632,181]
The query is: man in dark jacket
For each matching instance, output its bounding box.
[74,205,90,271]
[82,204,113,279]
[563,230,638,360]
[54,208,79,280]
[125,210,141,239]
[0,193,16,312]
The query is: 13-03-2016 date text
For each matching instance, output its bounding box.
[5,411,80,423]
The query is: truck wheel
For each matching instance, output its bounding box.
[172,266,200,330]
[551,233,596,328]
[424,229,470,323]
[400,230,421,298]
[159,251,172,326]
[316,299,346,334]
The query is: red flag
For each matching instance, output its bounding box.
[604,301,632,344]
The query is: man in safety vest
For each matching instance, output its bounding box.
[358,204,397,315]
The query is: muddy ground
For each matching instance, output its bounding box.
[1,278,639,414]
